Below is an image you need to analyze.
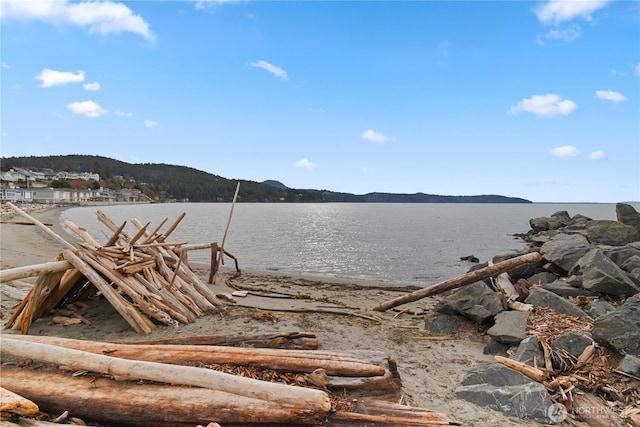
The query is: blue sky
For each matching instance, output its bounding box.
[1,0,638,203]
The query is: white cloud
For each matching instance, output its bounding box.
[67,100,107,117]
[250,60,288,81]
[115,110,133,117]
[195,0,246,9]
[1,62,9,69]
[550,145,581,157]
[295,158,317,169]
[144,120,158,128]
[0,0,154,40]
[36,68,85,88]
[544,25,581,41]
[535,0,610,25]
[508,93,577,117]
[361,129,392,144]
[595,90,627,102]
[83,82,101,91]
[588,150,605,160]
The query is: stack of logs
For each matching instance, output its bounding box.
[0,333,461,426]
[4,206,227,335]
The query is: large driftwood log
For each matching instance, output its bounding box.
[0,366,328,426]
[330,398,461,426]
[0,337,331,412]
[6,335,386,377]
[110,330,320,349]
[0,261,71,283]
[373,252,542,311]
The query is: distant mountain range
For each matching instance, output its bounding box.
[1,155,531,204]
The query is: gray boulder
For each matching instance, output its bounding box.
[616,203,640,233]
[487,311,530,345]
[541,281,600,298]
[583,300,616,319]
[514,335,544,365]
[525,287,589,318]
[424,313,461,335]
[586,220,640,246]
[601,245,640,271]
[456,363,555,424]
[527,272,557,285]
[592,294,640,355]
[550,331,592,358]
[577,249,639,297]
[435,281,507,324]
[540,233,590,273]
[618,355,640,377]
[529,211,570,234]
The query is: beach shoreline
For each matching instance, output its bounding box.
[0,204,535,426]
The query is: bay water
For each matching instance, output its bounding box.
[61,203,636,287]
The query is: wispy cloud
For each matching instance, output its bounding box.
[544,25,581,42]
[550,145,580,157]
[589,150,605,160]
[115,110,133,117]
[1,0,154,40]
[361,129,392,144]
[250,60,289,81]
[195,0,246,10]
[295,158,317,169]
[535,0,610,25]
[1,62,9,69]
[67,100,107,117]
[83,82,101,91]
[636,63,640,77]
[595,90,627,102]
[36,68,84,88]
[144,120,159,128]
[508,94,577,117]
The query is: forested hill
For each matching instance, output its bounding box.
[1,155,531,203]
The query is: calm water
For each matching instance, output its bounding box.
[61,203,637,287]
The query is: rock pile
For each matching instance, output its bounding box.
[438,202,640,425]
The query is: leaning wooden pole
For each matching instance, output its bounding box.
[372,252,542,312]
[0,260,72,283]
[210,181,240,284]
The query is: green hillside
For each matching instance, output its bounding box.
[1,155,531,203]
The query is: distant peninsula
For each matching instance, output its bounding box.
[1,155,531,204]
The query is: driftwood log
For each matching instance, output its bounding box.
[109,330,320,349]
[0,337,331,411]
[373,252,542,311]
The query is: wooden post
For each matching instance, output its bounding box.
[372,252,542,312]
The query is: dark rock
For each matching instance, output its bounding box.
[621,255,640,273]
[576,249,640,297]
[541,281,600,298]
[483,338,509,355]
[527,272,558,285]
[586,220,640,246]
[436,281,507,324]
[540,233,590,273]
[492,252,544,282]
[460,255,479,263]
[601,245,640,271]
[424,313,461,335]
[525,287,589,318]
[562,214,592,230]
[487,311,530,344]
[616,203,640,233]
[618,355,640,377]
[456,363,555,424]
[515,335,544,365]
[583,300,616,319]
[592,294,640,355]
[550,331,592,358]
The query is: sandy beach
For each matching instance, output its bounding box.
[0,205,536,426]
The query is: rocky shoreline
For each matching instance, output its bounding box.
[432,202,640,425]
